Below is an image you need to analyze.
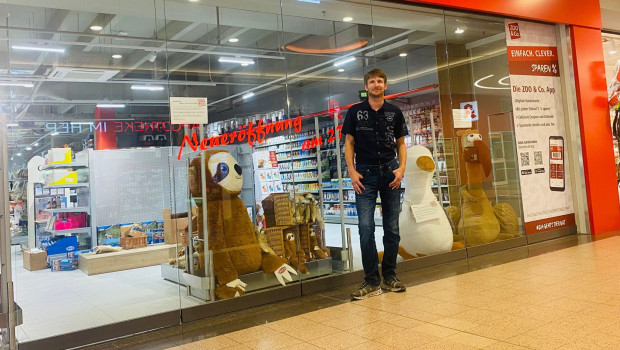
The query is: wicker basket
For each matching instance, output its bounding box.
[264,226,285,257]
[296,223,311,257]
[120,236,147,249]
[262,193,295,227]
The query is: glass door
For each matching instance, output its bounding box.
[442,12,526,253]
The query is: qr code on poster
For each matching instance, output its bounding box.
[534,151,543,166]
[520,152,530,167]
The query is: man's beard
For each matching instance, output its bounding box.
[368,89,384,99]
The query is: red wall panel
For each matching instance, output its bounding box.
[570,27,620,234]
[94,107,118,150]
[403,0,601,29]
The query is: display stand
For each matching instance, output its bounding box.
[26,156,45,249]
[38,150,93,250]
[79,244,177,276]
[28,151,94,250]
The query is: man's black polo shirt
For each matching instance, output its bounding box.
[341,100,408,165]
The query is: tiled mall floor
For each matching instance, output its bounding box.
[83,232,620,350]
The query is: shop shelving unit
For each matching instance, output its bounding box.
[405,104,451,206]
[254,134,320,195]
[36,151,94,250]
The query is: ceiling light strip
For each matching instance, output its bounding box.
[12,45,65,53]
[0,82,34,87]
[210,29,416,107]
[96,104,126,108]
[333,57,356,67]
[10,38,283,59]
[218,57,255,65]
[131,85,165,91]
[1,26,284,55]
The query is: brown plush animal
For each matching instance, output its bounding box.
[309,225,330,259]
[305,193,320,222]
[294,194,309,223]
[309,226,328,259]
[283,232,309,274]
[448,130,520,246]
[188,150,297,299]
[255,226,277,256]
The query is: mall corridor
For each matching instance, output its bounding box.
[83,232,620,350]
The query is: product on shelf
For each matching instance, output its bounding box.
[283,232,309,274]
[98,220,166,246]
[309,226,329,259]
[45,148,72,165]
[262,193,296,227]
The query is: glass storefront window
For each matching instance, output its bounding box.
[442,13,525,248]
[2,0,179,342]
[603,34,620,191]
[0,1,579,347]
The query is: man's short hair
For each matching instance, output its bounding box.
[364,68,387,85]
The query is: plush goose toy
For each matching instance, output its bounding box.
[398,145,455,258]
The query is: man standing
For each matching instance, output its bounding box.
[342,68,408,300]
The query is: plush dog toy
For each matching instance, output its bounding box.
[188,150,297,299]
[447,130,520,246]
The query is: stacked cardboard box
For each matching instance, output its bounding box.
[23,249,47,271]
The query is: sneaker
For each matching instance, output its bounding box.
[382,275,406,292]
[350,281,382,300]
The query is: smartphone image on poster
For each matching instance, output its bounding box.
[549,136,565,191]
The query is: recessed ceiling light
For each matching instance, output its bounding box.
[16,153,22,156]
[34,142,39,146]
[343,17,353,22]
[399,53,407,57]
[26,146,32,151]
[7,123,18,127]
[189,0,199,2]
[228,38,239,43]
[241,63,249,67]
[338,68,345,72]
[455,27,465,34]
[243,92,255,99]
[50,132,59,136]
[90,25,103,31]
[112,54,122,59]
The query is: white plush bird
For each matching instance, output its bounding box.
[398,145,454,258]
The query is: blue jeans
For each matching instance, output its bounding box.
[355,159,401,286]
